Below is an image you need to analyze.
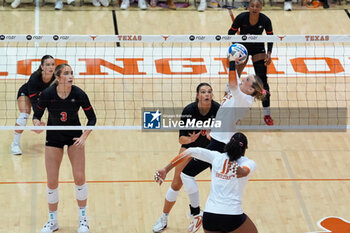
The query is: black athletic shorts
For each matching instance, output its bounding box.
[181,138,226,177]
[46,130,82,148]
[203,212,247,232]
[242,43,266,57]
[17,83,29,99]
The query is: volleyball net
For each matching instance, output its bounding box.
[0,34,349,131]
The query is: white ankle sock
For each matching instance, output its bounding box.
[79,207,87,218]
[49,211,58,222]
[13,132,21,145]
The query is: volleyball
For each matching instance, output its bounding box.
[228,43,248,65]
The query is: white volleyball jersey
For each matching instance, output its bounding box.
[186,147,256,215]
[210,77,254,144]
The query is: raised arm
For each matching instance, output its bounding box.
[228,54,240,90]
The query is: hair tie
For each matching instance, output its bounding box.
[239,142,243,147]
[261,89,266,95]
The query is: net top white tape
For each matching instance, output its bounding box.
[0,34,349,43]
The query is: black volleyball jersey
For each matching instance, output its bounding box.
[27,70,56,113]
[179,101,220,149]
[34,85,96,127]
[228,12,273,52]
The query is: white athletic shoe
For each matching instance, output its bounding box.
[152,215,167,232]
[67,0,75,5]
[120,0,129,9]
[187,211,203,233]
[11,0,21,8]
[11,142,22,155]
[78,216,90,233]
[92,0,101,6]
[197,1,206,11]
[40,220,59,233]
[138,0,147,9]
[284,1,292,10]
[99,0,109,6]
[54,0,63,9]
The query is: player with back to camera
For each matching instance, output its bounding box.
[33,64,96,233]
[228,0,274,126]
[152,83,220,233]
[11,55,56,155]
[155,132,258,233]
[155,45,266,233]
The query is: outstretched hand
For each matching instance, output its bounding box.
[228,53,240,62]
[154,168,167,185]
[188,131,200,144]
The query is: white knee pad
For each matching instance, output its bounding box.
[180,172,199,195]
[16,112,29,126]
[47,187,59,204]
[75,183,88,201]
[165,187,179,202]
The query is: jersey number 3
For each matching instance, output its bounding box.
[60,112,67,122]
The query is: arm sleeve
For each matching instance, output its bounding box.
[27,72,41,114]
[228,14,242,35]
[179,105,191,138]
[80,91,97,126]
[265,17,273,53]
[33,90,47,121]
[185,147,216,164]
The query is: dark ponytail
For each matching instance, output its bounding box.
[224,132,248,162]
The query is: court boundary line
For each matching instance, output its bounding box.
[1,178,350,185]
[345,9,350,19]
[112,10,120,47]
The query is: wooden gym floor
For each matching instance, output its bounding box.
[0,6,350,233]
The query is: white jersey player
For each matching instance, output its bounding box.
[155,132,258,233]
[158,53,266,233]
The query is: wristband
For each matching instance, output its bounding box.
[229,61,236,71]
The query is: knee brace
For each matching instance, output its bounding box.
[47,187,59,204]
[165,187,179,202]
[16,112,29,126]
[180,172,198,195]
[75,183,88,201]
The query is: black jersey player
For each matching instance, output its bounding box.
[33,64,96,233]
[11,55,56,155]
[228,0,274,126]
[153,83,220,233]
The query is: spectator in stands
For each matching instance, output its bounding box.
[11,0,109,9]
[120,0,147,9]
[284,0,292,10]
